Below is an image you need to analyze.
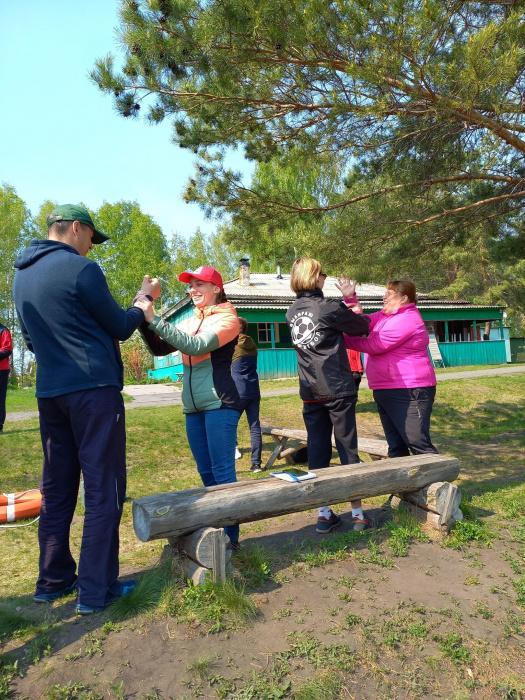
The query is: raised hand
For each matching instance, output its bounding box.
[141,275,161,300]
[335,276,357,298]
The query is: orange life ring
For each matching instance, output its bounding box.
[0,490,42,523]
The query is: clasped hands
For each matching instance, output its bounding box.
[134,275,160,323]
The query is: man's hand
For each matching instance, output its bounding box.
[335,277,357,298]
[134,298,155,323]
[141,275,161,300]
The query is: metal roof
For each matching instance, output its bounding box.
[162,273,503,317]
[225,274,388,299]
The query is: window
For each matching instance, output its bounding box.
[257,322,280,344]
[257,323,272,344]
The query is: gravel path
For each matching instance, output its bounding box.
[5,364,524,423]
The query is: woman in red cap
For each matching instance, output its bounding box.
[135,266,242,548]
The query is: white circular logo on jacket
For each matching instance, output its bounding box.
[290,313,321,348]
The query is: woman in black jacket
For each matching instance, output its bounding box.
[286,257,370,533]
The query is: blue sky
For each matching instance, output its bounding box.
[0,1,245,239]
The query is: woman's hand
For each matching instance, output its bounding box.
[335,277,357,298]
[134,298,155,323]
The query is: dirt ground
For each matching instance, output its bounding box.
[11,501,525,700]
[5,392,525,700]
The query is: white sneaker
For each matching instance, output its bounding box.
[235,448,241,460]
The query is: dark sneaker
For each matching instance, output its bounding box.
[351,514,371,531]
[33,580,77,604]
[315,511,341,534]
[75,579,138,615]
[250,463,263,473]
[75,602,104,616]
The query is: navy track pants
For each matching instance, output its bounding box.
[36,387,126,608]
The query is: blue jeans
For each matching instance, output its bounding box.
[185,408,241,544]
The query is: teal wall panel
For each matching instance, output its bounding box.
[147,364,183,380]
[257,348,298,379]
[438,340,507,366]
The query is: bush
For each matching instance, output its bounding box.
[120,332,153,383]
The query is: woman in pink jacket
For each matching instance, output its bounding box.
[345,280,438,458]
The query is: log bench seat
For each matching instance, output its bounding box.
[260,423,390,470]
[133,453,461,584]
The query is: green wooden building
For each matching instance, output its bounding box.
[149,266,509,381]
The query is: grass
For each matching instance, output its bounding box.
[1,373,525,699]
[385,510,429,556]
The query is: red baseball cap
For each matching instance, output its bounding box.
[178,265,224,288]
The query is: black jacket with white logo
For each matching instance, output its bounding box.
[286,290,370,401]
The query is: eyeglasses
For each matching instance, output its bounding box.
[319,271,327,279]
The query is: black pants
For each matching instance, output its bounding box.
[0,369,8,430]
[373,386,438,458]
[36,387,126,608]
[239,397,262,465]
[302,395,359,469]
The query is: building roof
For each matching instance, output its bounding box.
[162,273,503,317]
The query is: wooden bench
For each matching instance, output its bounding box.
[260,423,389,470]
[133,453,461,584]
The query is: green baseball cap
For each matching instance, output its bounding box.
[46,204,109,244]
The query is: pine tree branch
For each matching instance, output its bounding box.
[228,174,521,215]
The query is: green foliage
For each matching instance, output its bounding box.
[0,185,35,377]
[385,511,429,557]
[434,632,472,666]
[90,201,171,307]
[120,331,153,383]
[234,544,273,587]
[167,228,240,301]
[444,519,494,550]
[176,578,258,632]
[93,1,525,329]
[45,683,103,700]
[292,671,342,700]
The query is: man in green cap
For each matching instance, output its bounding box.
[14,204,159,614]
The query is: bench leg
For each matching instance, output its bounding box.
[166,527,231,585]
[264,436,289,470]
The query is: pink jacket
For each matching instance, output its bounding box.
[344,303,436,390]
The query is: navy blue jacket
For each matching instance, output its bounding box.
[14,240,144,398]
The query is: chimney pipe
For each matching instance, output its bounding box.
[239,257,250,286]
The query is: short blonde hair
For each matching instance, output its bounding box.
[290,257,323,294]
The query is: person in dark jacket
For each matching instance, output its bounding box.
[286,257,370,533]
[0,322,13,432]
[231,317,263,473]
[13,204,157,615]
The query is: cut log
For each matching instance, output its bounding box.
[391,496,443,530]
[133,453,460,542]
[176,527,231,570]
[392,482,463,532]
[181,558,210,586]
[399,482,461,517]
